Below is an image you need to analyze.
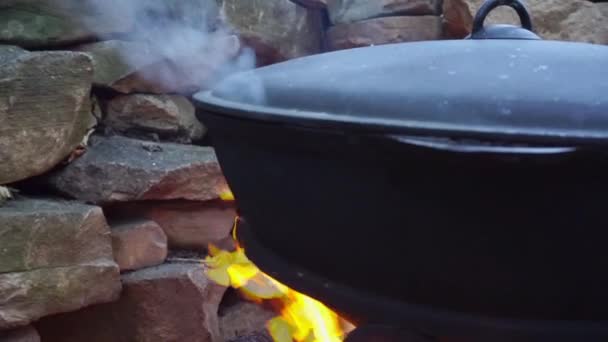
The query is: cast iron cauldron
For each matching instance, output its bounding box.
[194,0,608,340]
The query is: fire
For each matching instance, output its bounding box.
[204,216,352,342]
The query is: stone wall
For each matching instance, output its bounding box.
[1,0,607,341]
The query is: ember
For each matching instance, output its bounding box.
[205,213,353,342]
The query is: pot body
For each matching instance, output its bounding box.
[197,109,608,337]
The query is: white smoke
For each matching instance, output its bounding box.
[69,0,264,99]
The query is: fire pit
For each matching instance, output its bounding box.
[194,0,608,340]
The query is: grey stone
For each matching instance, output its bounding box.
[44,135,228,204]
[0,198,115,273]
[219,0,323,65]
[0,197,120,329]
[0,0,134,48]
[0,46,95,185]
[0,261,120,330]
[104,94,206,143]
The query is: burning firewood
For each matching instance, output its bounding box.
[205,237,351,342]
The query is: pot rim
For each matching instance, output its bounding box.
[193,87,608,147]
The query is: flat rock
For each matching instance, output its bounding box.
[219,0,323,65]
[111,220,168,272]
[75,34,241,95]
[0,0,134,48]
[220,301,276,341]
[0,46,95,185]
[0,325,40,342]
[326,16,442,51]
[442,0,608,44]
[107,200,237,250]
[44,135,228,204]
[1,262,120,330]
[0,198,115,273]
[327,0,441,24]
[36,263,227,342]
[0,197,121,329]
[104,94,206,143]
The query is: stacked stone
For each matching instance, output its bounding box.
[324,0,444,51]
[0,1,322,341]
[301,0,608,51]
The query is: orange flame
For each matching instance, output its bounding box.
[205,210,353,341]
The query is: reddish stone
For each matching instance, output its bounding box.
[111,220,168,272]
[36,263,227,342]
[104,94,206,143]
[327,0,441,24]
[107,200,237,250]
[326,16,442,51]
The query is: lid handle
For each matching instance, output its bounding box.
[469,0,539,40]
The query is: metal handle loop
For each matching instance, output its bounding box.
[471,0,533,35]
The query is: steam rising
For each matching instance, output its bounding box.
[72,0,265,101]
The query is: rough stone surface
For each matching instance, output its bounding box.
[442,0,474,39]
[326,16,442,51]
[0,0,134,48]
[1,262,120,330]
[104,94,206,143]
[44,135,228,204]
[0,46,95,185]
[107,200,237,250]
[220,301,276,341]
[36,263,227,342]
[0,198,115,273]
[0,325,40,342]
[76,35,241,95]
[600,2,608,19]
[290,0,327,9]
[327,0,441,24]
[442,0,608,44]
[0,197,121,329]
[111,220,168,272]
[219,0,323,65]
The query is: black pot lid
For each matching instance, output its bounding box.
[194,0,608,145]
